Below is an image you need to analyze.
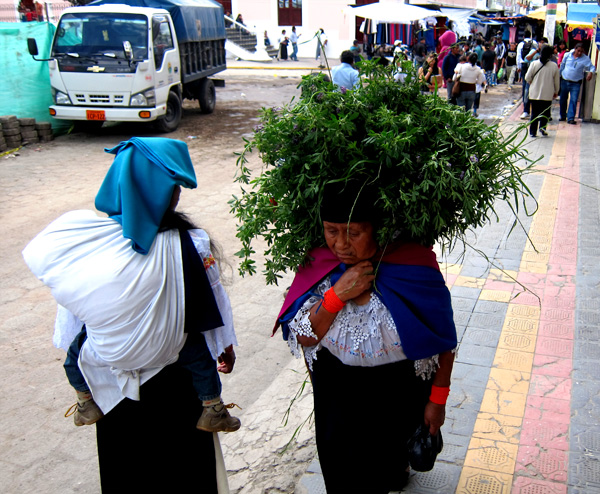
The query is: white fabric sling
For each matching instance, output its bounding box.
[23,210,187,413]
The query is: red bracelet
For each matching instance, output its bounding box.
[322,288,346,313]
[429,385,450,405]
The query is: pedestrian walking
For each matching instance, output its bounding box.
[290,26,301,61]
[526,45,560,137]
[559,43,596,125]
[316,28,328,68]
[453,53,486,112]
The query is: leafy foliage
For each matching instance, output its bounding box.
[230,60,536,284]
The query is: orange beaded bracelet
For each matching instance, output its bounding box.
[322,288,346,313]
[429,385,450,405]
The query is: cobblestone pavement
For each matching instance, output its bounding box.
[297,103,600,493]
[2,57,599,494]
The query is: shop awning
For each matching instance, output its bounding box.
[527,4,567,23]
[566,3,600,28]
[346,1,441,24]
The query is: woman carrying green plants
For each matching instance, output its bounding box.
[231,60,534,493]
[276,180,456,492]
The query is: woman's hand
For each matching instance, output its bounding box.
[333,260,375,302]
[424,401,445,435]
[217,345,235,373]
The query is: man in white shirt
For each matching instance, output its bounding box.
[316,28,328,68]
[516,32,538,119]
[290,26,301,61]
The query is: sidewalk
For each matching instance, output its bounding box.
[296,104,600,493]
[223,56,330,78]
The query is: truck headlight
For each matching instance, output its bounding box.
[130,89,156,107]
[55,91,72,105]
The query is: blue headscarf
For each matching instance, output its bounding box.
[95,137,197,254]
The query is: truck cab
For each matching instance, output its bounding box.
[30,1,226,132]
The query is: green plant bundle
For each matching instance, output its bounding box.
[230,60,536,284]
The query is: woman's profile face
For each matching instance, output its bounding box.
[323,221,377,265]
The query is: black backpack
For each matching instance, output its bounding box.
[521,40,533,63]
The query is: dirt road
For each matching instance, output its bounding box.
[0,68,520,493]
[0,73,317,494]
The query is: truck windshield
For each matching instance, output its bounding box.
[52,13,148,60]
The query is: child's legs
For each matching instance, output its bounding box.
[64,327,90,392]
[474,92,481,110]
[177,333,222,401]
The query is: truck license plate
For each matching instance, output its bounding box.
[86,110,105,121]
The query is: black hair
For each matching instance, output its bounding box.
[159,210,197,232]
[160,210,229,283]
[468,53,478,66]
[540,45,553,65]
[340,50,355,65]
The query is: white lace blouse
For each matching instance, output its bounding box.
[287,276,440,379]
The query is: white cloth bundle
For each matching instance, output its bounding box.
[23,210,236,413]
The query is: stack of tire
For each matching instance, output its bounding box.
[0,116,21,151]
[0,115,54,152]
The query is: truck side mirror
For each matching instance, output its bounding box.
[123,40,133,61]
[27,38,39,57]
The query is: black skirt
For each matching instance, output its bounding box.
[311,348,432,494]
[96,363,218,493]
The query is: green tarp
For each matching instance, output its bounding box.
[0,21,70,132]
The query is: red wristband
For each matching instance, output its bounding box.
[322,288,346,313]
[429,385,450,405]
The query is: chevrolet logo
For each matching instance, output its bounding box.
[87,66,105,72]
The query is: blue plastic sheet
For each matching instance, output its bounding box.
[91,0,226,42]
[0,21,70,132]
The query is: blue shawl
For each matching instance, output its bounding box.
[95,137,197,254]
[277,246,457,360]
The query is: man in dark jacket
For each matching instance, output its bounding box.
[442,43,462,104]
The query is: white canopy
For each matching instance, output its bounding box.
[347,1,442,24]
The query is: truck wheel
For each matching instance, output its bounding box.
[155,91,182,133]
[198,79,216,114]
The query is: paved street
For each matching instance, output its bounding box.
[297,103,600,493]
[1,57,599,493]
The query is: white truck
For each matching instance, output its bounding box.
[27,0,227,132]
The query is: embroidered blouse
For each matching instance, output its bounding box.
[287,275,440,379]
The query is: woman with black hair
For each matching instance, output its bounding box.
[525,45,560,137]
[452,52,486,112]
[23,138,239,492]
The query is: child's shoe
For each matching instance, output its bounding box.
[66,391,104,426]
[197,399,241,433]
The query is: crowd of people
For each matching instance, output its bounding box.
[330,30,595,134]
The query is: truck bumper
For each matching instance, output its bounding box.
[49,106,166,122]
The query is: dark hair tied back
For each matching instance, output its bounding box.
[540,45,553,65]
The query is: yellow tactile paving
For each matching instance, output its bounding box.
[457,466,514,494]
[488,269,519,282]
[463,438,519,474]
[486,368,531,394]
[492,349,535,373]
[439,262,463,275]
[497,332,537,353]
[472,413,523,444]
[479,289,512,302]
[518,260,548,274]
[480,389,528,417]
[456,123,570,493]
[505,304,540,320]
[454,275,486,289]
[502,316,539,334]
